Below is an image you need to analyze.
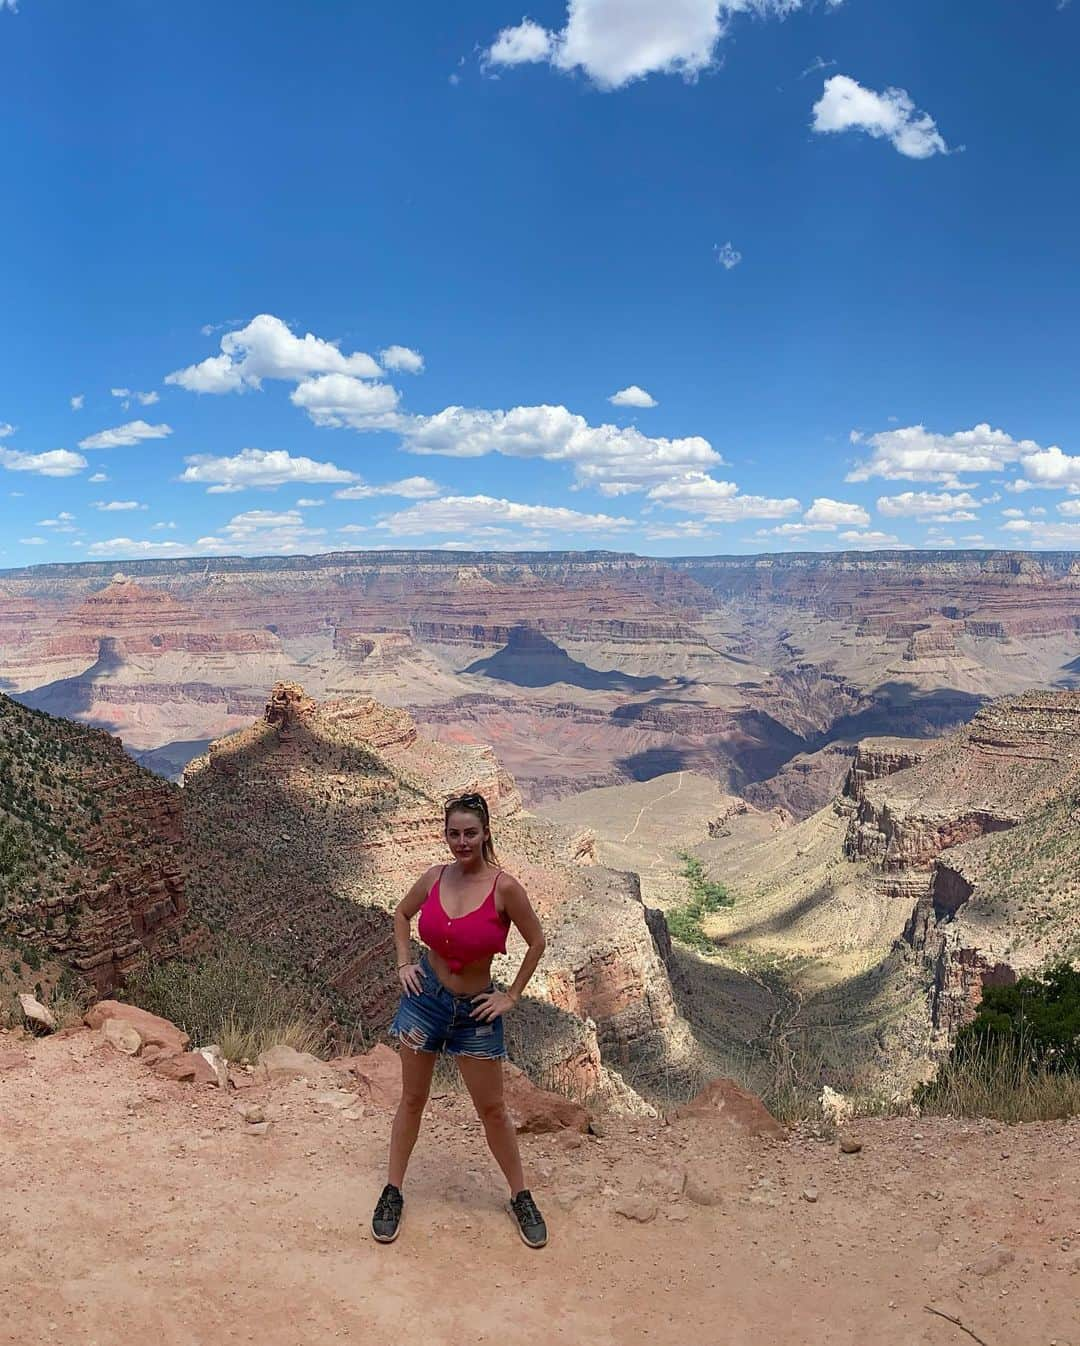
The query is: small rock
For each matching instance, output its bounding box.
[102,1018,143,1055]
[685,1174,723,1207]
[244,1121,272,1137]
[801,1187,819,1203]
[613,1195,658,1223]
[971,1245,1015,1277]
[238,1103,266,1125]
[19,994,57,1033]
[196,1044,229,1088]
[839,1135,863,1155]
[665,1208,691,1222]
[314,1089,356,1110]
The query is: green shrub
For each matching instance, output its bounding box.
[916,963,1080,1122]
[665,853,734,953]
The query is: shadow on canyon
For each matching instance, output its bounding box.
[15,638,124,723]
[808,681,986,749]
[465,627,673,694]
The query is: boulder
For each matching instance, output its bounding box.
[102,1019,143,1055]
[502,1062,590,1134]
[84,1002,189,1059]
[670,1078,785,1139]
[195,1045,229,1089]
[152,1051,221,1086]
[256,1044,334,1086]
[329,1043,401,1110]
[19,994,56,1034]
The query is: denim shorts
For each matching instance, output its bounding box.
[389,955,507,1060]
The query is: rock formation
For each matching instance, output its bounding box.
[0,693,193,993]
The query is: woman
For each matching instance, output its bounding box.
[371,792,549,1249]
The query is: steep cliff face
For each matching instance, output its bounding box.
[0,694,191,993]
[183,683,690,1087]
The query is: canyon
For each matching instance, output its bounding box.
[3,547,1079,1101]
[2,548,1078,813]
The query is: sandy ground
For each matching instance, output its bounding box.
[2,1030,1078,1346]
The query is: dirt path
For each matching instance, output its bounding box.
[620,771,685,844]
[2,1030,1079,1346]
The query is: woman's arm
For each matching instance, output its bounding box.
[499,874,546,1003]
[393,866,438,994]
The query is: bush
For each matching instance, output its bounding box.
[954,963,1080,1073]
[123,936,324,1062]
[665,853,734,953]
[916,963,1080,1122]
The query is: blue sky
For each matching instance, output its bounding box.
[1,0,1079,566]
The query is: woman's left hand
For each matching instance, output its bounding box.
[469,989,517,1021]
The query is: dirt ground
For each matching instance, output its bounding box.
[1,1030,1078,1346]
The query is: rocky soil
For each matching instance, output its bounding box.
[2,1027,1078,1346]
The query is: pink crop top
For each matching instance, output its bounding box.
[417,866,510,973]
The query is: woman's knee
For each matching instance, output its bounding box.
[475,1097,510,1128]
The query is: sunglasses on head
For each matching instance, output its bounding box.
[445,792,488,815]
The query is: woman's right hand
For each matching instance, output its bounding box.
[398,962,423,996]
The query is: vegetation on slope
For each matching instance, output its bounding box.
[917,963,1080,1122]
[665,853,734,953]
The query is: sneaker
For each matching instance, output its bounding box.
[509,1189,548,1248]
[371,1183,404,1243]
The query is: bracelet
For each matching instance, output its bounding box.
[397,962,412,970]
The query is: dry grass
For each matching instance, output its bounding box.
[916,1038,1080,1124]
[124,937,324,1063]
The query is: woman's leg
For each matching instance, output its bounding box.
[387,1043,438,1188]
[455,1054,525,1195]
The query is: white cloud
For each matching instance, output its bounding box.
[811,74,950,159]
[0,448,87,477]
[609,385,658,408]
[166,314,385,394]
[485,1,812,91]
[78,419,172,450]
[152,521,178,530]
[380,345,425,374]
[755,522,834,538]
[0,423,14,438]
[715,241,742,270]
[111,387,160,409]
[1058,500,1080,517]
[178,447,358,493]
[70,395,84,411]
[290,373,401,427]
[643,519,716,540]
[37,512,78,533]
[1001,519,1080,547]
[334,476,441,501]
[399,403,722,495]
[646,471,799,520]
[1016,444,1080,490]
[88,471,109,483]
[377,494,634,537]
[877,490,982,518]
[86,537,191,558]
[837,529,902,547]
[804,497,869,527]
[1001,507,1026,519]
[19,537,47,546]
[195,508,329,555]
[847,424,1031,485]
[295,498,325,508]
[93,500,148,512]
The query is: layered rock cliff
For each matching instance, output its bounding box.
[0,693,192,992]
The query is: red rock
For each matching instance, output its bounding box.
[329,1043,401,1110]
[84,1001,189,1058]
[670,1078,785,1139]
[502,1062,590,1134]
[152,1051,220,1086]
